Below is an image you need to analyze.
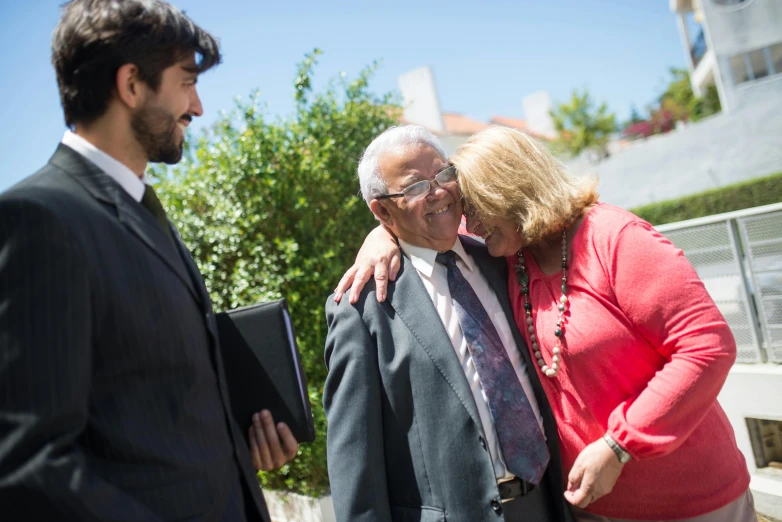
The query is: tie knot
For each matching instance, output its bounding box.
[141,184,170,222]
[435,250,457,268]
[140,184,175,247]
[142,183,163,210]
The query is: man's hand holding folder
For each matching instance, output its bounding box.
[248,410,299,471]
[216,298,316,472]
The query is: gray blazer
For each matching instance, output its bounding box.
[0,145,269,522]
[324,236,572,522]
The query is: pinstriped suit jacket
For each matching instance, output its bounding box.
[0,145,270,522]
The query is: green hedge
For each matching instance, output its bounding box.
[630,171,782,226]
[154,51,398,496]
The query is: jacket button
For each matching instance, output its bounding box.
[491,499,503,515]
[479,436,487,450]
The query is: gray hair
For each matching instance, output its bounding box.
[357,125,446,206]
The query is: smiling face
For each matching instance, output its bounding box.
[369,144,462,251]
[466,210,523,257]
[131,52,203,164]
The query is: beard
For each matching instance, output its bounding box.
[131,102,184,165]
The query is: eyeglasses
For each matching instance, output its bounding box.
[374,165,458,204]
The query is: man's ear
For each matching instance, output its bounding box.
[370,199,394,228]
[115,63,146,110]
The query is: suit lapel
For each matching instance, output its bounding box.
[114,199,202,306]
[171,227,218,342]
[50,144,202,306]
[387,254,483,430]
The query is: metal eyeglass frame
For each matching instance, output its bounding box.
[374,165,458,204]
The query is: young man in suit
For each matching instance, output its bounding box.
[0,1,297,520]
[323,125,573,522]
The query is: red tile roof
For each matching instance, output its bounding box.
[491,116,555,141]
[443,113,490,135]
[489,116,529,131]
[399,112,555,141]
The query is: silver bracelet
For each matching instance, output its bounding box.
[603,434,632,464]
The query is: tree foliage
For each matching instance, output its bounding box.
[150,49,400,496]
[622,104,645,130]
[549,88,616,159]
[625,68,721,139]
[658,67,720,122]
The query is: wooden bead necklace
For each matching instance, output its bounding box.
[515,230,568,378]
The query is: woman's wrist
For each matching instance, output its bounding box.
[602,433,632,464]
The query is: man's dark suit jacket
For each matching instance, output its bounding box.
[0,145,270,522]
[323,235,573,522]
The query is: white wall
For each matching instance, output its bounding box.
[263,490,335,522]
[570,96,782,210]
[701,0,782,56]
[439,134,470,158]
[523,91,556,139]
[718,364,782,519]
[398,67,444,134]
[700,0,782,110]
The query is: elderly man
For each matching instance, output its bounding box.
[323,125,573,522]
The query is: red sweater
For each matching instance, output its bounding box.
[504,203,749,519]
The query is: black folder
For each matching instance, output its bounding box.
[216,299,315,443]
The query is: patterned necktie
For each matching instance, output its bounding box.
[436,250,549,485]
[140,184,176,248]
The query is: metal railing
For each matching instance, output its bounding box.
[656,203,782,364]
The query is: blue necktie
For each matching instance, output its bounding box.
[436,250,549,485]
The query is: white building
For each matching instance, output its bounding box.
[580,0,782,209]
[671,0,782,113]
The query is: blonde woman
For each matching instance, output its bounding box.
[334,126,756,521]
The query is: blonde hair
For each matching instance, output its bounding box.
[451,126,599,246]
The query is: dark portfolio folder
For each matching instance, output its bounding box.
[216,299,316,443]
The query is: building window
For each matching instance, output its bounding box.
[771,43,782,76]
[746,418,782,472]
[731,54,750,83]
[731,42,782,85]
[748,48,769,80]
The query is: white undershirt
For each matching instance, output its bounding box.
[61,131,147,202]
[399,237,545,481]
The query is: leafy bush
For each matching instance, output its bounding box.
[151,50,400,496]
[631,171,782,225]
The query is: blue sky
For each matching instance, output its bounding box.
[0,0,688,191]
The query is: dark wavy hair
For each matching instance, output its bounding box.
[52,0,221,127]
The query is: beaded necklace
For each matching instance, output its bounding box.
[514,230,568,378]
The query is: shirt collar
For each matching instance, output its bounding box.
[61,130,147,202]
[398,236,474,278]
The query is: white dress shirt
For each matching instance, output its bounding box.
[399,237,545,481]
[61,131,147,202]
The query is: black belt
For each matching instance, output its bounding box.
[498,477,535,500]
